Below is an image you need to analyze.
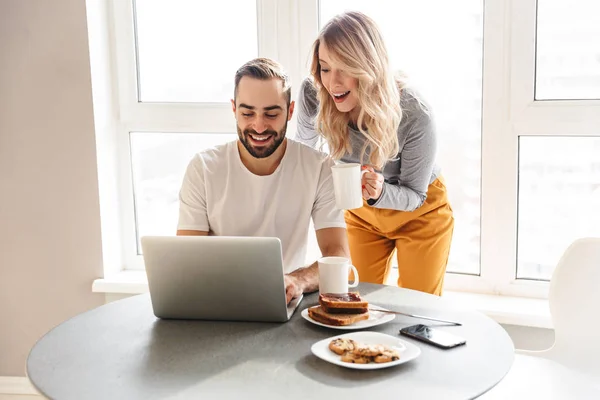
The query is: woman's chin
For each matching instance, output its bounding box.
[334,102,355,114]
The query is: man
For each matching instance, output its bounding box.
[177,58,349,303]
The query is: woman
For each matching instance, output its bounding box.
[296,11,454,295]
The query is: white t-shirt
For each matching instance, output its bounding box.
[177,139,346,272]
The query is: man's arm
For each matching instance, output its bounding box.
[177,155,212,234]
[176,230,208,236]
[285,227,350,303]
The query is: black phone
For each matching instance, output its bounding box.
[400,324,466,349]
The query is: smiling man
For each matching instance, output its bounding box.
[176,58,350,304]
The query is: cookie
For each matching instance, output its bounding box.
[373,349,400,363]
[352,343,387,357]
[328,338,357,355]
[341,351,371,364]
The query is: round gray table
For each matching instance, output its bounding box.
[27,283,514,400]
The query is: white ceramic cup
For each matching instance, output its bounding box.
[331,163,368,210]
[318,256,360,294]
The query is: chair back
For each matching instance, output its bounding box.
[544,237,600,376]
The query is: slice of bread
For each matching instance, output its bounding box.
[321,304,368,314]
[307,306,369,326]
[319,292,369,313]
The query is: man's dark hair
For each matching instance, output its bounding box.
[234,58,292,106]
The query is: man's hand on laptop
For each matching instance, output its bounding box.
[284,274,304,305]
[285,265,319,304]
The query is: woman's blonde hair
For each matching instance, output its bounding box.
[310,11,403,169]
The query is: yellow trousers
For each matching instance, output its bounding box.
[345,177,454,296]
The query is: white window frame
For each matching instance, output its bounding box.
[109,0,310,270]
[101,0,600,298]
[446,0,600,298]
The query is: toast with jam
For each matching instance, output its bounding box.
[307,305,369,326]
[318,292,369,314]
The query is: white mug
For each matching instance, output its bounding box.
[331,163,368,210]
[318,256,359,294]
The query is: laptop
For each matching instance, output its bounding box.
[140,235,303,322]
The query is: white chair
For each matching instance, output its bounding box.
[482,238,600,399]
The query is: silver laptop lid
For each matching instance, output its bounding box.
[141,236,301,322]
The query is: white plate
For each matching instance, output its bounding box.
[301,305,395,330]
[311,331,421,370]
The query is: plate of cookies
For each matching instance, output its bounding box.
[301,292,395,330]
[311,331,421,370]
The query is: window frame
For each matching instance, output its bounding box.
[110,0,293,269]
[104,0,600,298]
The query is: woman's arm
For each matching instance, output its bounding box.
[368,109,437,211]
[295,78,322,149]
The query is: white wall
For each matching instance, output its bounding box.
[0,0,105,376]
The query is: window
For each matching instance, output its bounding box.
[99,0,600,298]
[517,136,600,280]
[134,0,258,103]
[130,132,236,253]
[108,0,259,269]
[535,0,600,100]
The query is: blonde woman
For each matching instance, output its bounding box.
[296,11,454,295]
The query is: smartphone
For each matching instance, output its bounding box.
[400,324,466,349]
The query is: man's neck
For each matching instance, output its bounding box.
[237,139,288,176]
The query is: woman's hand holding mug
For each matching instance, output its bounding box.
[361,165,384,201]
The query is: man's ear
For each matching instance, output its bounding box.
[287,100,295,121]
[231,99,236,114]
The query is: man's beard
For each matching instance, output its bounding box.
[237,121,287,159]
